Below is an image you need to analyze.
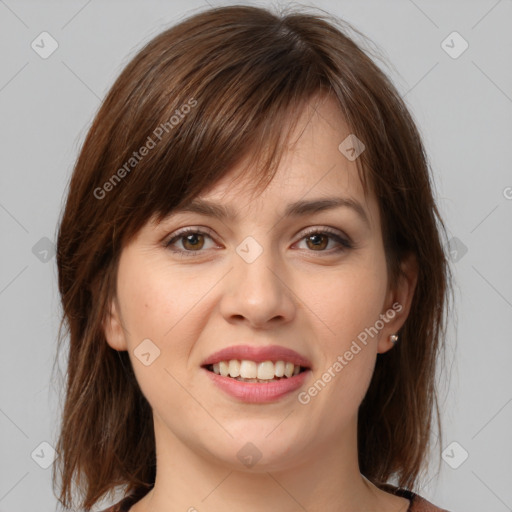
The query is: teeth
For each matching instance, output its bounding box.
[274,360,285,377]
[257,361,275,380]
[239,360,258,379]
[228,359,240,377]
[209,359,304,380]
[219,361,229,377]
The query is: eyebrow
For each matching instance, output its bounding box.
[171,196,370,228]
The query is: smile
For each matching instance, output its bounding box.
[202,362,311,403]
[205,359,307,382]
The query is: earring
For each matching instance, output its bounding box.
[389,334,398,345]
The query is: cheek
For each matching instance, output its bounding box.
[299,251,387,406]
[116,254,202,407]
[117,254,205,341]
[116,252,220,388]
[307,252,388,345]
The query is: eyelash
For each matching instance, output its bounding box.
[164,226,353,258]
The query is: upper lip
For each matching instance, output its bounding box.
[201,344,312,369]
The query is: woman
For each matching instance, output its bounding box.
[53,4,454,511]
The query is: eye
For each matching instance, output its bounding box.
[164,226,353,257]
[165,227,216,256]
[295,227,353,254]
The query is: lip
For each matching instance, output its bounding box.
[201,344,313,369]
[203,367,312,403]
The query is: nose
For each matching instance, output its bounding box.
[219,244,297,329]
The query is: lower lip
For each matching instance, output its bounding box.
[203,367,311,403]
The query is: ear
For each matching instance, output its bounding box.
[103,297,129,351]
[377,252,418,354]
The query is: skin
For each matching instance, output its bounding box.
[104,93,418,512]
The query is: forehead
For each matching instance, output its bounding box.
[184,94,378,230]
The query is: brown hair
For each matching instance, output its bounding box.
[52,4,454,510]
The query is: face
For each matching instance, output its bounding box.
[104,93,417,473]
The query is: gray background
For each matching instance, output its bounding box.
[1,0,511,511]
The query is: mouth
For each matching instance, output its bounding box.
[202,360,310,383]
[200,344,312,402]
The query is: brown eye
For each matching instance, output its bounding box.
[297,227,352,254]
[181,232,205,251]
[305,233,329,251]
[165,226,352,258]
[165,228,215,257]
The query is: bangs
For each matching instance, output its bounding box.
[89,7,372,248]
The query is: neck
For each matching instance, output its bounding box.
[130,412,404,512]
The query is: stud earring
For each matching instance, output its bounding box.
[389,334,398,345]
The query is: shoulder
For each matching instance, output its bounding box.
[378,482,451,512]
[97,504,121,512]
[97,491,146,512]
[100,485,454,512]
[410,493,452,512]
[97,498,129,512]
